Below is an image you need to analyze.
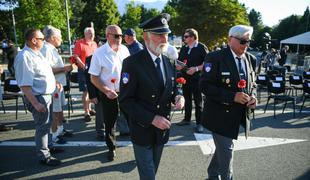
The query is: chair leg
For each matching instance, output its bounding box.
[22,96,27,114]
[299,97,306,114]
[15,98,18,120]
[293,99,295,118]
[273,99,276,119]
[71,98,73,113]
[282,101,287,114]
[1,101,5,113]
[264,96,271,113]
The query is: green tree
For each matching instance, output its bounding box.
[14,0,68,44]
[70,0,86,41]
[120,1,143,40]
[140,5,160,23]
[79,0,120,38]
[170,0,249,47]
[248,9,264,48]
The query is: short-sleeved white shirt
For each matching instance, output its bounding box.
[41,42,66,86]
[14,45,56,95]
[88,42,130,92]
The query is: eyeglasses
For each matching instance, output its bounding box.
[232,36,250,45]
[110,34,123,39]
[35,37,44,41]
[183,35,191,39]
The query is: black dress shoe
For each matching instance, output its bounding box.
[119,132,130,137]
[54,137,67,144]
[176,120,190,126]
[62,129,73,137]
[96,134,105,141]
[50,147,65,154]
[107,150,116,161]
[0,124,13,131]
[40,156,61,166]
[89,110,96,116]
[84,114,91,122]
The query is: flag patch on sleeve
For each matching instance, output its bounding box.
[204,63,212,72]
[122,72,130,84]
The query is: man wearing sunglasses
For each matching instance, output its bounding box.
[176,28,209,134]
[89,25,130,161]
[200,25,257,180]
[15,28,63,166]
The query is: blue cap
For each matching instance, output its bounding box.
[139,13,171,34]
[124,28,136,36]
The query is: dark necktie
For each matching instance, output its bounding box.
[155,57,164,91]
[236,57,246,80]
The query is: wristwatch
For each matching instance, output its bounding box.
[195,66,199,72]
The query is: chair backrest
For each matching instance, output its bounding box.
[70,72,79,84]
[4,78,20,93]
[289,75,303,85]
[256,74,268,86]
[303,80,310,94]
[284,65,291,73]
[63,73,71,92]
[267,70,279,80]
[270,74,285,82]
[303,71,310,80]
[267,81,285,94]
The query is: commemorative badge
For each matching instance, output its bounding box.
[205,63,212,72]
[226,78,230,84]
[121,72,130,84]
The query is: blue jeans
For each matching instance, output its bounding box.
[133,143,164,180]
[25,95,53,160]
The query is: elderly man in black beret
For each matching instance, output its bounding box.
[119,13,184,180]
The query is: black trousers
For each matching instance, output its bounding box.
[100,93,118,151]
[182,80,202,124]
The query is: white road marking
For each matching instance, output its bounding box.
[2,110,310,114]
[0,140,198,147]
[194,133,307,155]
[0,134,306,156]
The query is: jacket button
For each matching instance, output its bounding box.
[226,110,229,113]
[152,95,155,98]
[157,105,160,108]
[171,92,173,95]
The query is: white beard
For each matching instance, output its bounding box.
[149,41,168,55]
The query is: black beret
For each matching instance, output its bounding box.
[139,13,171,34]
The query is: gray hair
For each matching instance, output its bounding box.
[42,25,53,36]
[45,26,61,40]
[84,27,94,34]
[229,25,253,39]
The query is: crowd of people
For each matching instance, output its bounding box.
[1,13,261,180]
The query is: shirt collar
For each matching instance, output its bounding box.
[146,47,162,63]
[45,41,57,50]
[229,47,246,60]
[188,41,198,49]
[24,44,42,56]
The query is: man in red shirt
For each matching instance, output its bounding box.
[73,27,98,122]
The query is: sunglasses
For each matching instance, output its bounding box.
[110,34,123,39]
[35,37,44,41]
[232,36,250,45]
[183,35,191,39]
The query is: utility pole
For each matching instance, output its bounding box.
[65,0,72,55]
[10,0,18,46]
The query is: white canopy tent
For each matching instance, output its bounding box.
[280,31,310,52]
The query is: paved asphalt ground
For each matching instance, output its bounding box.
[0,88,310,180]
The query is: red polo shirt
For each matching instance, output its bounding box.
[73,39,97,64]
